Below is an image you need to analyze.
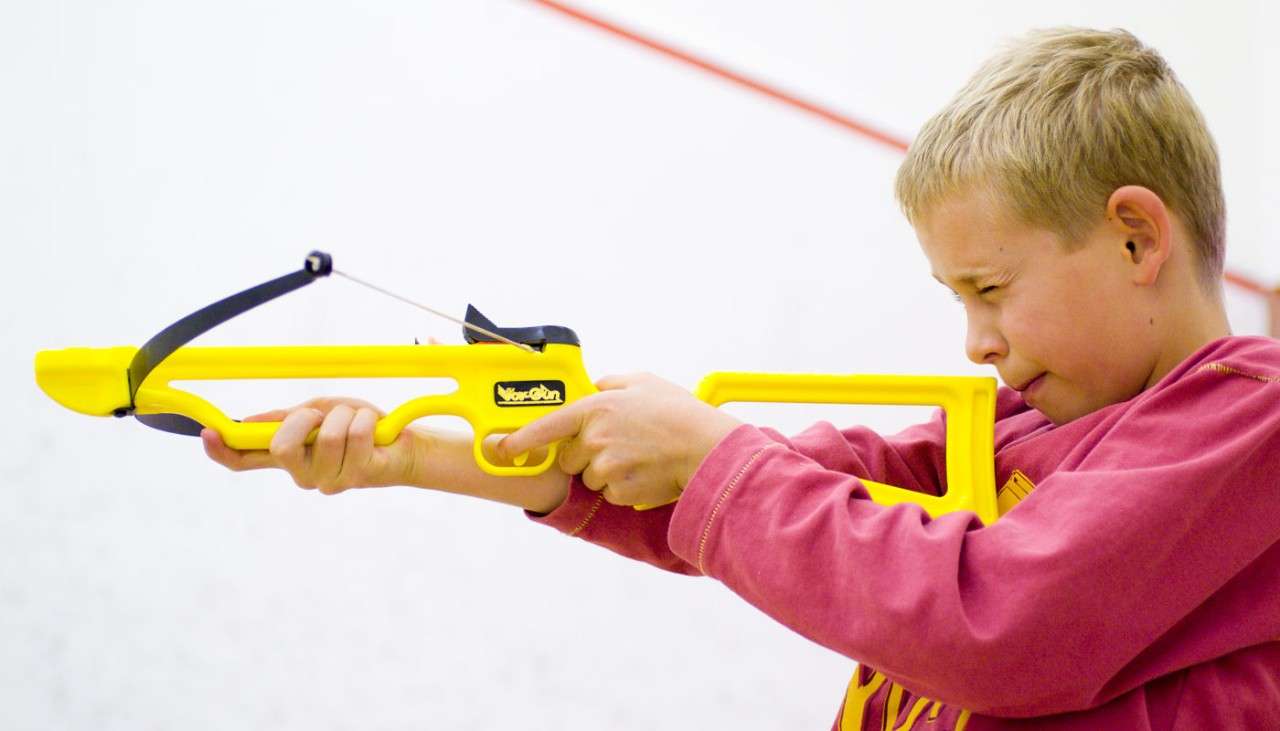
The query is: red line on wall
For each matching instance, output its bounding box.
[526,0,909,153]
[1225,272,1276,298]
[528,0,1277,320]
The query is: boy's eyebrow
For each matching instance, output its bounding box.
[932,268,1007,288]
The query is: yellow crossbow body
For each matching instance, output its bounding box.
[34,252,999,524]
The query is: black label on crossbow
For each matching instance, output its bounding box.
[494,380,566,407]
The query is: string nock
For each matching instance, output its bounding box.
[305,251,334,276]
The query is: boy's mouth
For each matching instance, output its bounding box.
[1015,373,1046,395]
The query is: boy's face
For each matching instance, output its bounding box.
[915,188,1160,425]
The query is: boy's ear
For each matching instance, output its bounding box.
[1106,185,1172,286]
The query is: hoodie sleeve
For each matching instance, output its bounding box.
[526,412,951,575]
[665,362,1280,717]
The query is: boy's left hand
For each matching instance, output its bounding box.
[497,373,742,507]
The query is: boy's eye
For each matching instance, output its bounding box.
[951,286,997,303]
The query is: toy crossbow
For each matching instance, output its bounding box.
[34,252,1000,523]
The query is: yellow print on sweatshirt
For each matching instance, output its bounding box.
[841,668,972,731]
[839,469,1037,730]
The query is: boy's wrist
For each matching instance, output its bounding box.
[676,413,745,490]
[401,425,437,489]
[399,425,571,514]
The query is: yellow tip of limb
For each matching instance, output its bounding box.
[34,346,137,416]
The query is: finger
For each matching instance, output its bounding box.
[303,397,386,418]
[201,428,278,471]
[557,436,593,475]
[340,407,379,485]
[587,460,645,505]
[601,484,629,506]
[271,408,325,476]
[581,458,612,493]
[604,472,647,507]
[498,401,589,460]
[311,405,356,492]
[594,373,638,391]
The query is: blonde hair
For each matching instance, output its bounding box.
[895,28,1225,288]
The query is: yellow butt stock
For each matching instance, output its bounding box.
[695,372,997,523]
[35,343,996,522]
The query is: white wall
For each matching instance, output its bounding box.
[4,1,1275,729]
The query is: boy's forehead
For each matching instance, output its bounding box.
[918,204,1002,269]
[918,187,1018,241]
[917,188,1041,279]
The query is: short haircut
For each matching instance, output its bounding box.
[895,27,1225,289]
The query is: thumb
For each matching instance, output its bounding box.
[243,409,288,423]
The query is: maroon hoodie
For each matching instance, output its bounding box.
[531,336,1280,729]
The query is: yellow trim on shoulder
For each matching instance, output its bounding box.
[1196,362,1280,383]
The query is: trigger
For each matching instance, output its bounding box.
[513,451,529,467]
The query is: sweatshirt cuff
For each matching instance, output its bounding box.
[669,423,780,573]
[525,475,608,537]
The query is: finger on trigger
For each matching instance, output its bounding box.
[499,404,584,460]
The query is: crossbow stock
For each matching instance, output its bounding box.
[35,252,1000,522]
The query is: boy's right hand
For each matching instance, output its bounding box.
[201,397,422,495]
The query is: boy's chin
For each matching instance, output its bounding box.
[1029,391,1117,426]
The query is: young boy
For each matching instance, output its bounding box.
[203,27,1280,729]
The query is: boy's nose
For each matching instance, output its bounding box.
[965,316,1007,365]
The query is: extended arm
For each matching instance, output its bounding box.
[201,398,571,513]
[665,366,1280,716]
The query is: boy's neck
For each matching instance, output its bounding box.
[1147,289,1232,388]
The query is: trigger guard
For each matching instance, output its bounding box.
[475,434,558,475]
